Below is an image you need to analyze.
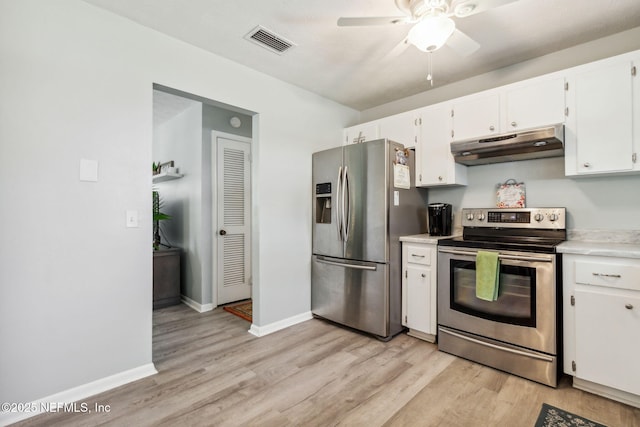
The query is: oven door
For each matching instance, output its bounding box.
[437,247,557,354]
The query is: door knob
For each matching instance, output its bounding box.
[219,229,227,236]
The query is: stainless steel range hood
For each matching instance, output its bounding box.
[451,124,564,166]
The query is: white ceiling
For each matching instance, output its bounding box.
[84,0,640,111]
[153,90,199,126]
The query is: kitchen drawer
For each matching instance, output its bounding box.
[405,244,432,266]
[575,259,640,291]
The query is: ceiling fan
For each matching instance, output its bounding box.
[338,0,518,82]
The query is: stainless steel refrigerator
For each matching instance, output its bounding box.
[311,139,426,340]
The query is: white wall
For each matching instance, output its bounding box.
[153,100,203,301]
[0,0,358,411]
[427,157,640,231]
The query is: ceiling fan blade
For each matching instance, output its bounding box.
[447,29,480,56]
[382,37,411,61]
[337,16,410,27]
[450,0,519,18]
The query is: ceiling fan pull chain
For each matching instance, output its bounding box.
[427,51,434,86]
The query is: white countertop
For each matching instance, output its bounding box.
[557,241,640,259]
[400,233,459,244]
[401,229,640,258]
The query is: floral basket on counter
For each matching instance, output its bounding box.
[496,179,526,208]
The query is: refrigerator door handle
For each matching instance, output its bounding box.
[336,166,343,241]
[343,166,350,242]
[316,256,377,271]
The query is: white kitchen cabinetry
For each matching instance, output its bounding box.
[451,76,566,143]
[416,103,467,187]
[401,241,438,342]
[563,253,640,408]
[504,76,566,131]
[451,92,500,142]
[344,121,379,145]
[378,110,418,149]
[564,56,639,176]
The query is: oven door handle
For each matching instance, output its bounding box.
[438,248,553,263]
[440,328,554,363]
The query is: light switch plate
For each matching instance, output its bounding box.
[80,159,98,182]
[126,210,139,228]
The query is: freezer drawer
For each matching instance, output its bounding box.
[312,255,389,338]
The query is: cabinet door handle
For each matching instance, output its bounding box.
[592,272,621,278]
[625,304,634,310]
[411,254,425,258]
[511,121,517,127]
[583,162,591,168]
[421,273,426,278]
[489,125,495,131]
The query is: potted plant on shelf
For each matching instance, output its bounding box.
[153,190,172,250]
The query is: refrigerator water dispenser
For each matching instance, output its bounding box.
[315,182,332,224]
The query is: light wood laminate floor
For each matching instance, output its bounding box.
[16,304,640,426]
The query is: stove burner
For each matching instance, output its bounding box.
[439,207,567,253]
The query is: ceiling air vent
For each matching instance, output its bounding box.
[244,25,295,55]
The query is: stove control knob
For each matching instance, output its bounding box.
[549,213,558,222]
[477,213,485,221]
[466,213,474,221]
[534,213,544,222]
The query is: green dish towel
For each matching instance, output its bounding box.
[476,250,500,301]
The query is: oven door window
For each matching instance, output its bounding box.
[450,260,536,327]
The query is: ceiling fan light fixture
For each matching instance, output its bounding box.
[407,16,455,52]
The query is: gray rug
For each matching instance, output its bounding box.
[535,403,606,427]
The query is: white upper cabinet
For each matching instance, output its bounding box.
[343,121,379,145]
[504,76,566,131]
[378,110,418,149]
[451,75,566,143]
[451,92,500,141]
[564,55,638,176]
[416,103,467,187]
[345,112,417,148]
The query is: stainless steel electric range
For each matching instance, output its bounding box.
[437,207,566,387]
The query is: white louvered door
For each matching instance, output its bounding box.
[216,135,251,305]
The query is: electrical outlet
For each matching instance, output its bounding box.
[126,210,138,228]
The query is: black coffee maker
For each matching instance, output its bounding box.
[428,203,452,236]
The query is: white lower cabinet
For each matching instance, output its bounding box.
[401,241,437,342]
[563,253,640,408]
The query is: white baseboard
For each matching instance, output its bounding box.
[572,377,640,409]
[0,363,157,426]
[181,295,214,313]
[248,311,313,337]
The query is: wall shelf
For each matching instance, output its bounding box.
[152,172,183,183]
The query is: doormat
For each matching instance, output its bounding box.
[535,403,607,427]
[223,300,252,322]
